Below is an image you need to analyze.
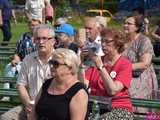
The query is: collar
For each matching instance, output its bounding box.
[34,49,54,63]
[88,36,101,43]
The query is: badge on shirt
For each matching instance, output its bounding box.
[110,71,117,78]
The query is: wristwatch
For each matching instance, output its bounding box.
[97,64,105,71]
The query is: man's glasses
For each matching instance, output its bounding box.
[49,60,67,69]
[36,37,53,43]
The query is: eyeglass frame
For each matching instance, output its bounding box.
[35,37,54,43]
[49,60,68,69]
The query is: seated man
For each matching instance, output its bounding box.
[0,24,55,120]
[55,23,79,53]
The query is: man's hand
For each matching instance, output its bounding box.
[25,100,35,114]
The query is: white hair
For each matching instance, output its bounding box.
[52,48,81,74]
[33,24,55,38]
[95,16,107,27]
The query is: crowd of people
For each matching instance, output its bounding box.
[0,0,160,120]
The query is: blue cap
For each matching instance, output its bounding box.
[55,23,75,36]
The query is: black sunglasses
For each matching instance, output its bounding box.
[49,60,66,69]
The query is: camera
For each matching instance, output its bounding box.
[90,47,97,53]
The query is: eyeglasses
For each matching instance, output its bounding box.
[35,37,53,43]
[85,26,93,30]
[102,39,114,46]
[123,22,135,25]
[102,39,114,43]
[49,60,67,69]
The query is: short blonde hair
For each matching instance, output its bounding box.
[52,48,80,74]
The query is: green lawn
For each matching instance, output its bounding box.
[0,22,28,43]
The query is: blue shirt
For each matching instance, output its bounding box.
[0,0,12,21]
[16,32,37,60]
[4,62,22,77]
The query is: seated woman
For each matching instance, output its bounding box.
[79,28,134,120]
[30,48,88,120]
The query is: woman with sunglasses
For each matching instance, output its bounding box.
[29,48,88,120]
[79,28,134,120]
[123,16,158,112]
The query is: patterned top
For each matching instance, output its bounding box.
[16,32,36,60]
[123,34,158,99]
[17,51,52,99]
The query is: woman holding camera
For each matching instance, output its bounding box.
[80,28,134,120]
[123,16,158,112]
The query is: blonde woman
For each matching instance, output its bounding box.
[30,48,88,120]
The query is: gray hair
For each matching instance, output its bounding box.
[52,48,81,74]
[33,24,55,38]
[85,17,100,28]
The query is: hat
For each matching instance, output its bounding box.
[55,23,75,36]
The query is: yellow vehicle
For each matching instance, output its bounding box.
[86,9,113,23]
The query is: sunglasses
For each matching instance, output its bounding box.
[49,60,67,69]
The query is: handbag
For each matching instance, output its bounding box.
[132,70,142,78]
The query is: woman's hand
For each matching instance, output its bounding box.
[88,49,103,68]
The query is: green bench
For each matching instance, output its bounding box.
[89,95,160,119]
[0,46,16,52]
[0,77,21,114]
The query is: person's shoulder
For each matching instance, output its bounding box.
[119,56,132,66]
[18,32,31,42]
[139,34,152,44]
[22,51,38,62]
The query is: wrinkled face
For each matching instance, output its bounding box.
[56,32,70,45]
[123,17,138,34]
[85,21,99,41]
[34,28,55,53]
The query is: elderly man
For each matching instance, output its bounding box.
[0,24,56,120]
[55,23,79,53]
[82,18,104,66]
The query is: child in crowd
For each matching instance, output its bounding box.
[2,54,21,101]
[4,54,21,87]
[4,54,21,78]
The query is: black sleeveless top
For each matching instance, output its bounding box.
[35,78,88,120]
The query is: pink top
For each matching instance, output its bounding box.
[45,4,53,17]
[85,56,134,112]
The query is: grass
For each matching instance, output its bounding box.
[0,22,28,43]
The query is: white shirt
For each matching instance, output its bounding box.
[85,36,104,56]
[17,51,52,100]
[25,0,45,21]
